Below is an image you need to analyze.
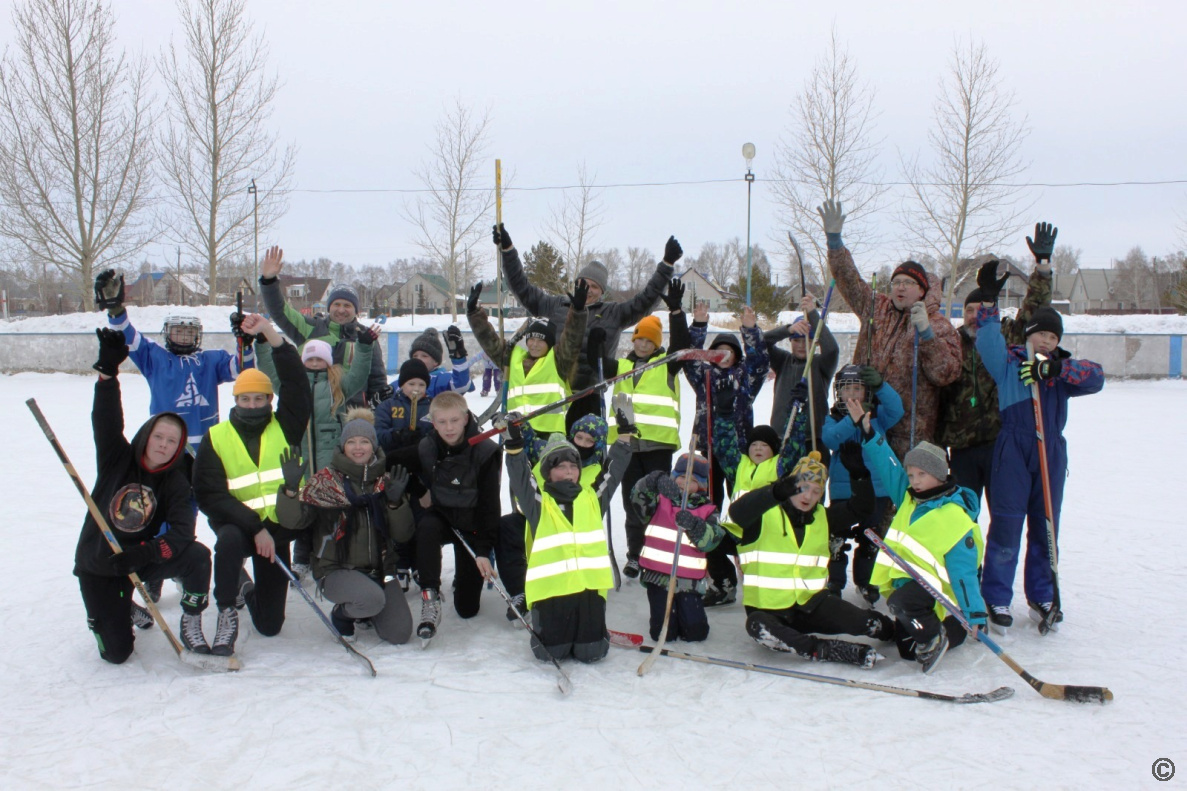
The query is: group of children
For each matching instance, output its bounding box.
[74,229,1104,677]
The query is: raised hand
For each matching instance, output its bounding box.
[1026,222,1058,263]
[279,445,304,491]
[693,300,709,324]
[816,199,846,235]
[909,301,929,334]
[93,328,129,377]
[384,466,410,504]
[260,245,284,279]
[741,305,757,328]
[492,223,513,251]
[975,259,1009,303]
[663,236,683,265]
[94,269,125,313]
[799,292,817,314]
[467,282,483,315]
[358,324,381,346]
[568,278,589,311]
[1020,356,1063,385]
[662,277,685,311]
[444,325,466,358]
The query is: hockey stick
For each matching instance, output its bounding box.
[909,328,919,448]
[781,280,836,448]
[866,273,877,366]
[236,291,244,370]
[788,231,806,299]
[637,430,700,676]
[471,348,728,444]
[26,398,240,673]
[273,556,376,677]
[1026,340,1062,635]
[597,352,621,591]
[610,630,1012,704]
[450,528,573,696]
[864,529,1112,704]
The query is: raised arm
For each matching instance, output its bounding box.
[818,200,874,321]
[495,225,564,319]
[554,285,590,387]
[258,245,315,344]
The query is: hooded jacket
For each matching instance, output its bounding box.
[764,309,839,440]
[73,377,196,578]
[684,323,770,457]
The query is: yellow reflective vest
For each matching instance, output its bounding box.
[608,358,680,446]
[524,487,612,607]
[870,499,986,620]
[507,345,569,436]
[207,417,288,523]
[737,503,830,609]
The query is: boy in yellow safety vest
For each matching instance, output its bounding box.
[728,446,895,668]
[193,314,312,657]
[860,412,987,674]
[503,413,634,663]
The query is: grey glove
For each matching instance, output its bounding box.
[279,445,304,492]
[656,473,683,502]
[909,301,929,334]
[816,199,846,235]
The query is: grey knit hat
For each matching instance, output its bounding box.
[539,433,581,479]
[338,408,378,451]
[903,442,949,482]
[577,260,609,294]
[409,327,444,365]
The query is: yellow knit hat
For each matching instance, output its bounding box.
[232,368,274,396]
[790,450,828,488]
[632,316,663,347]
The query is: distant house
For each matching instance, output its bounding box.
[948,256,1032,316]
[1068,269,1115,314]
[124,272,207,306]
[475,278,523,317]
[379,273,461,315]
[675,268,734,311]
[210,276,257,307]
[272,276,332,315]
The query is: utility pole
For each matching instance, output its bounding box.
[248,179,259,310]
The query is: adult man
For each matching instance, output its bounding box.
[258,245,388,405]
[936,224,1057,507]
[817,199,962,460]
[493,223,679,427]
[193,314,312,656]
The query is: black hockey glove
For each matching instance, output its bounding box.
[93,328,129,377]
[661,277,685,311]
[975,259,1010,303]
[444,325,466,358]
[663,236,683,265]
[568,278,589,311]
[614,408,637,438]
[502,413,525,451]
[384,466,410,504]
[492,223,512,250]
[1020,356,1063,385]
[467,282,483,315]
[279,445,305,492]
[108,541,157,576]
[1026,222,1058,263]
[94,269,125,313]
[790,380,809,406]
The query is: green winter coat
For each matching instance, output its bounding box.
[936,269,1053,450]
[256,340,373,474]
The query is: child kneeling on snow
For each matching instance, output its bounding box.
[504,415,633,663]
[630,453,724,642]
[275,409,416,644]
[861,417,986,673]
[728,446,894,669]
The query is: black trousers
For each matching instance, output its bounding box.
[887,580,970,655]
[530,589,608,663]
[78,542,211,665]
[705,453,737,586]
[415,510,486,618]
[745,594,889,658]
[645,584,709,642]
[212,523,292,637]
[621,448,676,558]
[827,495,891,591]
[496,513,529,598]
[949,441,995,510]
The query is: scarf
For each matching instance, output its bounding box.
[300,466,388,543]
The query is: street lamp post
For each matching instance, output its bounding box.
[247,179,259,310]
[742,143,756,306]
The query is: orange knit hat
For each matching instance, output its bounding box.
[632,316,663,347]
[232,368,274,396]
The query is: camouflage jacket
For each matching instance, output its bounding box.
[935,269,1053,450]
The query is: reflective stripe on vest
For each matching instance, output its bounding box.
[524,487,612,606]
[638,495,715,579]
[737,503,830,609]
[608,358,681,446]
[869,498,985,621]
[207,417,288,522]
[508,345,569,435]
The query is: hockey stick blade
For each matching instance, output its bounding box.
[275,557,376,677]
[609,631,1012,704]
[180,651,242,673]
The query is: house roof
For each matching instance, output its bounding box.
[1073,269,1113,301]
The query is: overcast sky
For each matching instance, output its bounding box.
[4,0,1185,282]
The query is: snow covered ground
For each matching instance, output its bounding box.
[1,372,1183,789]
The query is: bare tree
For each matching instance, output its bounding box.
[405,98,495,321]
[0,0,155,310]
[1050,244,1081,277]
[157,0,296,305]
[545,162,604,280]
[900,38,1031,314]
[686,241,732,290]
[769,27,885,288]
[598,247,624,291]
[623,246,655,292]
[1113,246,1154,309]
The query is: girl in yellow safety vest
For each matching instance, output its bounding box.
[727,445,895,669]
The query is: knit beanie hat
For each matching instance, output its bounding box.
[570,414,608,457]
[410,327,444,365]
[672,453,710,488]
[301,339,334,368]
[398,358,431,388]
[747,425,782,455]
[903,441,949,482]
[338,407,378,451]
[790,451,828,489]
[525,318,556,349]
[892,261,930,294]
[633,316,663,347]
[964,287,987,306]
[232,367,273,396]
[577,260,609,294]
[327,284,360,313]
[539,433,581,479]
[1024,306,1064,341]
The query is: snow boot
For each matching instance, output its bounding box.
[180,611,210,654]
[417,589,442,640]
[814,639,881,669]
[211,606,239,657]
[130,601,154,630]
[1029,601,1063,632]
[330,604,356,643]
[858,584,880,605]
[505,592,527,627]
[702,579,736,607]
[989,605,1013,634]
[145,578,164,603]
[622,556,640,579]
[235,568,253,611]
[915,630,949,674]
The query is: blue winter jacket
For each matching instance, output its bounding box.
[685,323,769,456]
[973,306,1104,442]
[374,390,433,454]
[393,362,473,398]
[822,381,904,499]
[862,427,986,624]
[110,311,254,447]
